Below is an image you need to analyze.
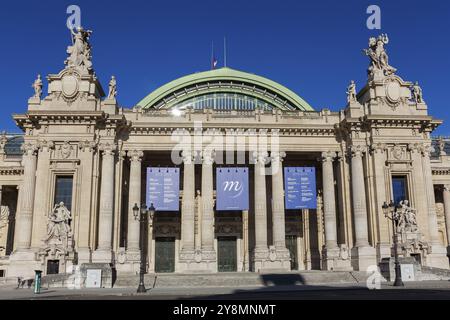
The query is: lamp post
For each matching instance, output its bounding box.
[382,200,404,287]
[133,202,155,293]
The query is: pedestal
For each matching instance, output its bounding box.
[351,246,377,271]
[322,246,352,271]
[8,250,40,278]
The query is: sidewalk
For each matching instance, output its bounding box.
[1,281,450,300]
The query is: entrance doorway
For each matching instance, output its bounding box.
[218,236,237,272]
[155,237,175,273]
[286,235,298,270]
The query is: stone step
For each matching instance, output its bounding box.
[113,271,369,288]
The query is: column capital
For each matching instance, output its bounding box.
[420,144,432,158]
[201,149,216,165]
[37,139,55,152]
[79,140,97,153]
[252,151,269,164]
[321,151,337,163]
[270,151,286,163]
[348,145,367,158]
[99,142,117,156]
[370,143,387,155]
[181,149,194,164]
[127,149,144,162]
[20,142,38,156]
[408,143,422,154]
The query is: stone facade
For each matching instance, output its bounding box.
[0,28,449,280]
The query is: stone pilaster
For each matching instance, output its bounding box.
[31,140,54,249]
[443,185,450,256]
[125,149,143,271]
[77,140,97,263]
[421,145,449,268]
[269,151,290,271]
[349,145,376,271]
[370,143,391,260]
[9,142,40,277]
[252,151,269,271]
[93,142,116,263]
[178,150,198,271]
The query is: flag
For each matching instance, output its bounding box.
[211,41,218,69]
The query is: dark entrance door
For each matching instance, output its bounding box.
[47,260,60,275]
[218,236,237,272]
[285,235,298,270]
[155,237,175,273]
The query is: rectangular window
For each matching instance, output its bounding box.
[54,176,74,211]
[392,176,408,205]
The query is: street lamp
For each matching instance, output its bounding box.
[382,200,404,287]
[133,202,155,293]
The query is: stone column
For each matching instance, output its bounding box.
[93,142,116,263]
[270,151,290,270]
[443,185,450,254]
[421,145,448,268]
[321,151,352,271]
[242,210,249,272]
[253,151,269,270]
[201,150,216,264]
[31,140,53,249]
[14,142,38,251]
[181,151,195,253]
[126,150,143,266]
[349,145,376,271]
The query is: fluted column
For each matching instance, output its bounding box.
[127,150,143,252]
[350,146,370,247]
[181,150,195,252]
[349,145,376,271]
[321,151,338,249]
[443,185,450,250]
[254,151,268,252]
[271,151,287,249]
[421,144,448,268]
[31,140,54,248]
[93,142,116,262]
[15,142,38,250]
[201,150,215,253]
[421,145,441,245]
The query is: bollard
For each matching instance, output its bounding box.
[34,270,42,294]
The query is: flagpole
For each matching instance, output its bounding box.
[224,37,227,68]
[211,41,214,70]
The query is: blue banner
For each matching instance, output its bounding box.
[146,167,180,211]
[216,167,249,211]
[284,167,317,210]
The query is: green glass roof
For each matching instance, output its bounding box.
[137,67,314,111]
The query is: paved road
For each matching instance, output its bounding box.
[1,281,450,300]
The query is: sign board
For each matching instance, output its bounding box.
[284,167,317,210]
[86,269,102,288]
[216,168,249,211]
[401,264,415,282]
[146,168,180,211]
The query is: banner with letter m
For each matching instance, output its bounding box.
[216,167,249,211]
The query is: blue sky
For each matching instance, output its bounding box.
[1,0,449,134]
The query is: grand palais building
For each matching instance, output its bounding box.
[0,28,449,283]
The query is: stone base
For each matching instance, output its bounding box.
[77,247,92,264]
[426,244,449,269]
[8,250,41,278]
[92,249,114,264]
[252,247,291,272]
[351,246,377,271]
[322,247,352,271]
[376,243,392,261]
[379,257,421,282]
[178,249,217,273]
